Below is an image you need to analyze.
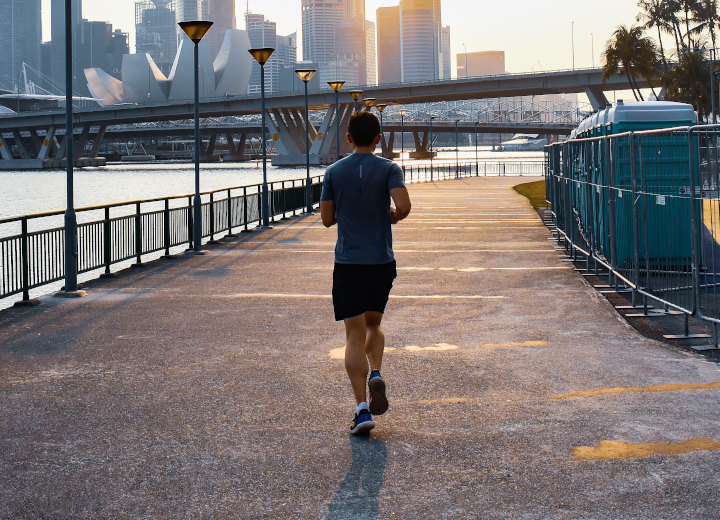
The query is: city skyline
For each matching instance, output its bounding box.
[40,0,642,75]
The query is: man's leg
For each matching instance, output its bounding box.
[365,311,385,371]
[344,314,369,404]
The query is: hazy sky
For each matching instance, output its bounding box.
[42,0,644,74]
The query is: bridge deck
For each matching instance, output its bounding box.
[1,177,719,518]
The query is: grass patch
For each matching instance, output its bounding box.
[513,180,546,209]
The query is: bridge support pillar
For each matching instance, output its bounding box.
[584,86,610,111]
[224,132,247,161]
[410,130,435,159]
[270,103,353,166]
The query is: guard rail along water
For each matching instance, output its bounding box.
[546,120,720,342]
[0,159,542,306]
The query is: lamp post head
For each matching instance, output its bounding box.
[295,69,317,83]
[249,48,276,65]
[375,103,387,113]
[363,97,376,108]
[327,80,345,92]
[348,89,364,101]
[398,110,407,117]
[179,21,213,43]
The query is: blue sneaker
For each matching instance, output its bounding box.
[368,370,388,416]
[350,408,375,435]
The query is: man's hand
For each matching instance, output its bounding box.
[389,187,411,225]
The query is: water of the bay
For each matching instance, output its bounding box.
[0,146,543,220]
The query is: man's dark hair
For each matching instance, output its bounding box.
[348,111,381,147]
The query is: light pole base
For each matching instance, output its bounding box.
[54,290,88,299]
[255,225,274,231]
[184,249,210,256]
[14,299,41,307]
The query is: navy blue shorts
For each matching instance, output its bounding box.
[332,260,397,321]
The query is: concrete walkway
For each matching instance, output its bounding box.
[1,177,720,519]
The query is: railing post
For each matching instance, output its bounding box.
[243,187,249,231]
[282,181,287,219]
[104,207,112,273]
[258,190,262,224]
[630,133,641,306]
[606,137,618,288]
[270,182,275,223]
[688,127,701,316]
[227,189,233,235]
[292,181,298,216]
[209,192,215,241]
[187,195,193,249]
[135,202,142,266]
[21,217,30,301]
[639,134,651,314]
[163,199,171,256]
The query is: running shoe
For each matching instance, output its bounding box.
[368,370,389,416]
[350,408,375,435]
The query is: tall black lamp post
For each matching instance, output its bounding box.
[429,116,435,182]
[62,0,79,295]
[349,90,363,112]
[454,119,460,178]
[474,120,479,176]
[249,47,275,227]
[179,20,213,252]
[296,68,317,213]
[327,80,345,162]
[376,103,387,157]
[398,109,406,171]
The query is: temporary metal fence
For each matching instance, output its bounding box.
[546,125,720,338]
[401,159,545,183]
[0,176,323,305]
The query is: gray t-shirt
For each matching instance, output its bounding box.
[321,153,406,264]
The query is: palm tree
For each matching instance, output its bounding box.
[602,25,660,101]
[637,0,673,69]
[690,0,720,49]
[662,47,713,119]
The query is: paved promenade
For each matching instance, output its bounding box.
[1,177,720,519]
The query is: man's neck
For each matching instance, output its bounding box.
[353,147,376,154]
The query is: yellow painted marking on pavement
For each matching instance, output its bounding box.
[417,398,468,404]
[479,340,549,349]
[223,293,506,300]
[554,381,720,400]
[404,343,459,352]
[328,346,398,360]
[573,438,720,460]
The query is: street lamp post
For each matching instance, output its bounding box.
[327,80,345,163]
[454,119,459,178]
[349,90,363,112]
[62,0,79,294]
[296,68,317,213]
[376,103,387,157]
[363,98,376,111]
[398,109,406,172]
[249,47,275,227]
[474,121,479,176]
[179,20,213,252]
[429,116,435,182]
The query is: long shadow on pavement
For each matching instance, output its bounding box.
[325,436,387,520]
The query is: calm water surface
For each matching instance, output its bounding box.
[0,147,543,219]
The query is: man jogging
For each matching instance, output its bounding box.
[320,111,412,435]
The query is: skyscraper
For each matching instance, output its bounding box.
[246,12,296,93]
[399,0,436,82]
[176,0,207,44]
[136,0,178,75]
[301,0,374,86]
[206,0,236,57]
[0,0,42,91]
[377,0,448,84]
[51,0,83,89]
[365,20,376,85]
[376,6,400,84]
[75,20,129,94]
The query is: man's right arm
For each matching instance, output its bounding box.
[390,187,411,225]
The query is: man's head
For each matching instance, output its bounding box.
[348,111,381,148]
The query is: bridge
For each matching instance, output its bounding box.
[0,67,640,168]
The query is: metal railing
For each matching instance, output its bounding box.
[545,125,720,340]
[401,159,545,182]
[0,176,323,305]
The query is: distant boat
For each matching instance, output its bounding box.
[500,133,546,151]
